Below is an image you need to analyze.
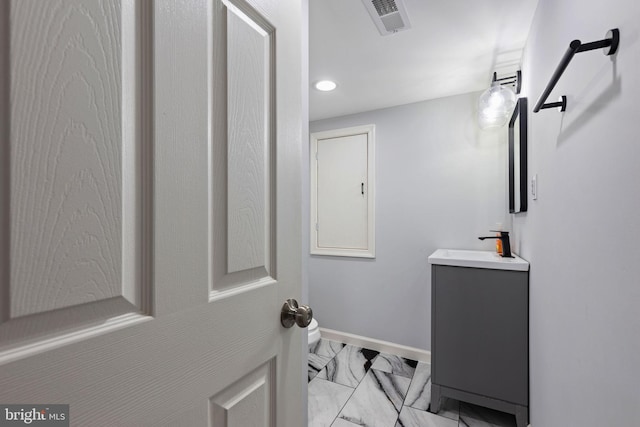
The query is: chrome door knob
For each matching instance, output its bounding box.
[281,299,313,328]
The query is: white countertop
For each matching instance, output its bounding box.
[428,249,530,272]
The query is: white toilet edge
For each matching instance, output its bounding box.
[308,318,320,346]
[308,318,319,330]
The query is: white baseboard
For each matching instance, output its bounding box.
[319,327,431,364]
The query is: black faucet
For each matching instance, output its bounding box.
[478,231,514,258]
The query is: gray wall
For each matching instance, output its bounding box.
[307,92,510,349]
[514,0,640,426]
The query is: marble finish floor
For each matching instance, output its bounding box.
[308,338,518,427]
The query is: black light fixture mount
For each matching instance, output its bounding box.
[493,70,522,95]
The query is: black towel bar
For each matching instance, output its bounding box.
[533,29,619,113]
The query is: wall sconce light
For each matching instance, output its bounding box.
[478,71,521,130]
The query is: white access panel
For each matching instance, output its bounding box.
[310,125,375,258]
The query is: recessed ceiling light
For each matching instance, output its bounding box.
[314,80,337,91]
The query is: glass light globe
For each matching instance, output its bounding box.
[478,81,516,130]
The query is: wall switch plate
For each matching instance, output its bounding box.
[531,174,538,200]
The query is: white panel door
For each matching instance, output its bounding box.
[310,125,375,258]
[317,134,368,249]
[0,0,304,425]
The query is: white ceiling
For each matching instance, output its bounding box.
[309,0,540,121]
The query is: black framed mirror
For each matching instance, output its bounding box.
[509,97,528,213]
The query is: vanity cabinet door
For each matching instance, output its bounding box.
[431,265,528,405]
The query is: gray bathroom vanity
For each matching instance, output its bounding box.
[428,249,530,427]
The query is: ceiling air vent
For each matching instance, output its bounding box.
[361,0,411,36]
